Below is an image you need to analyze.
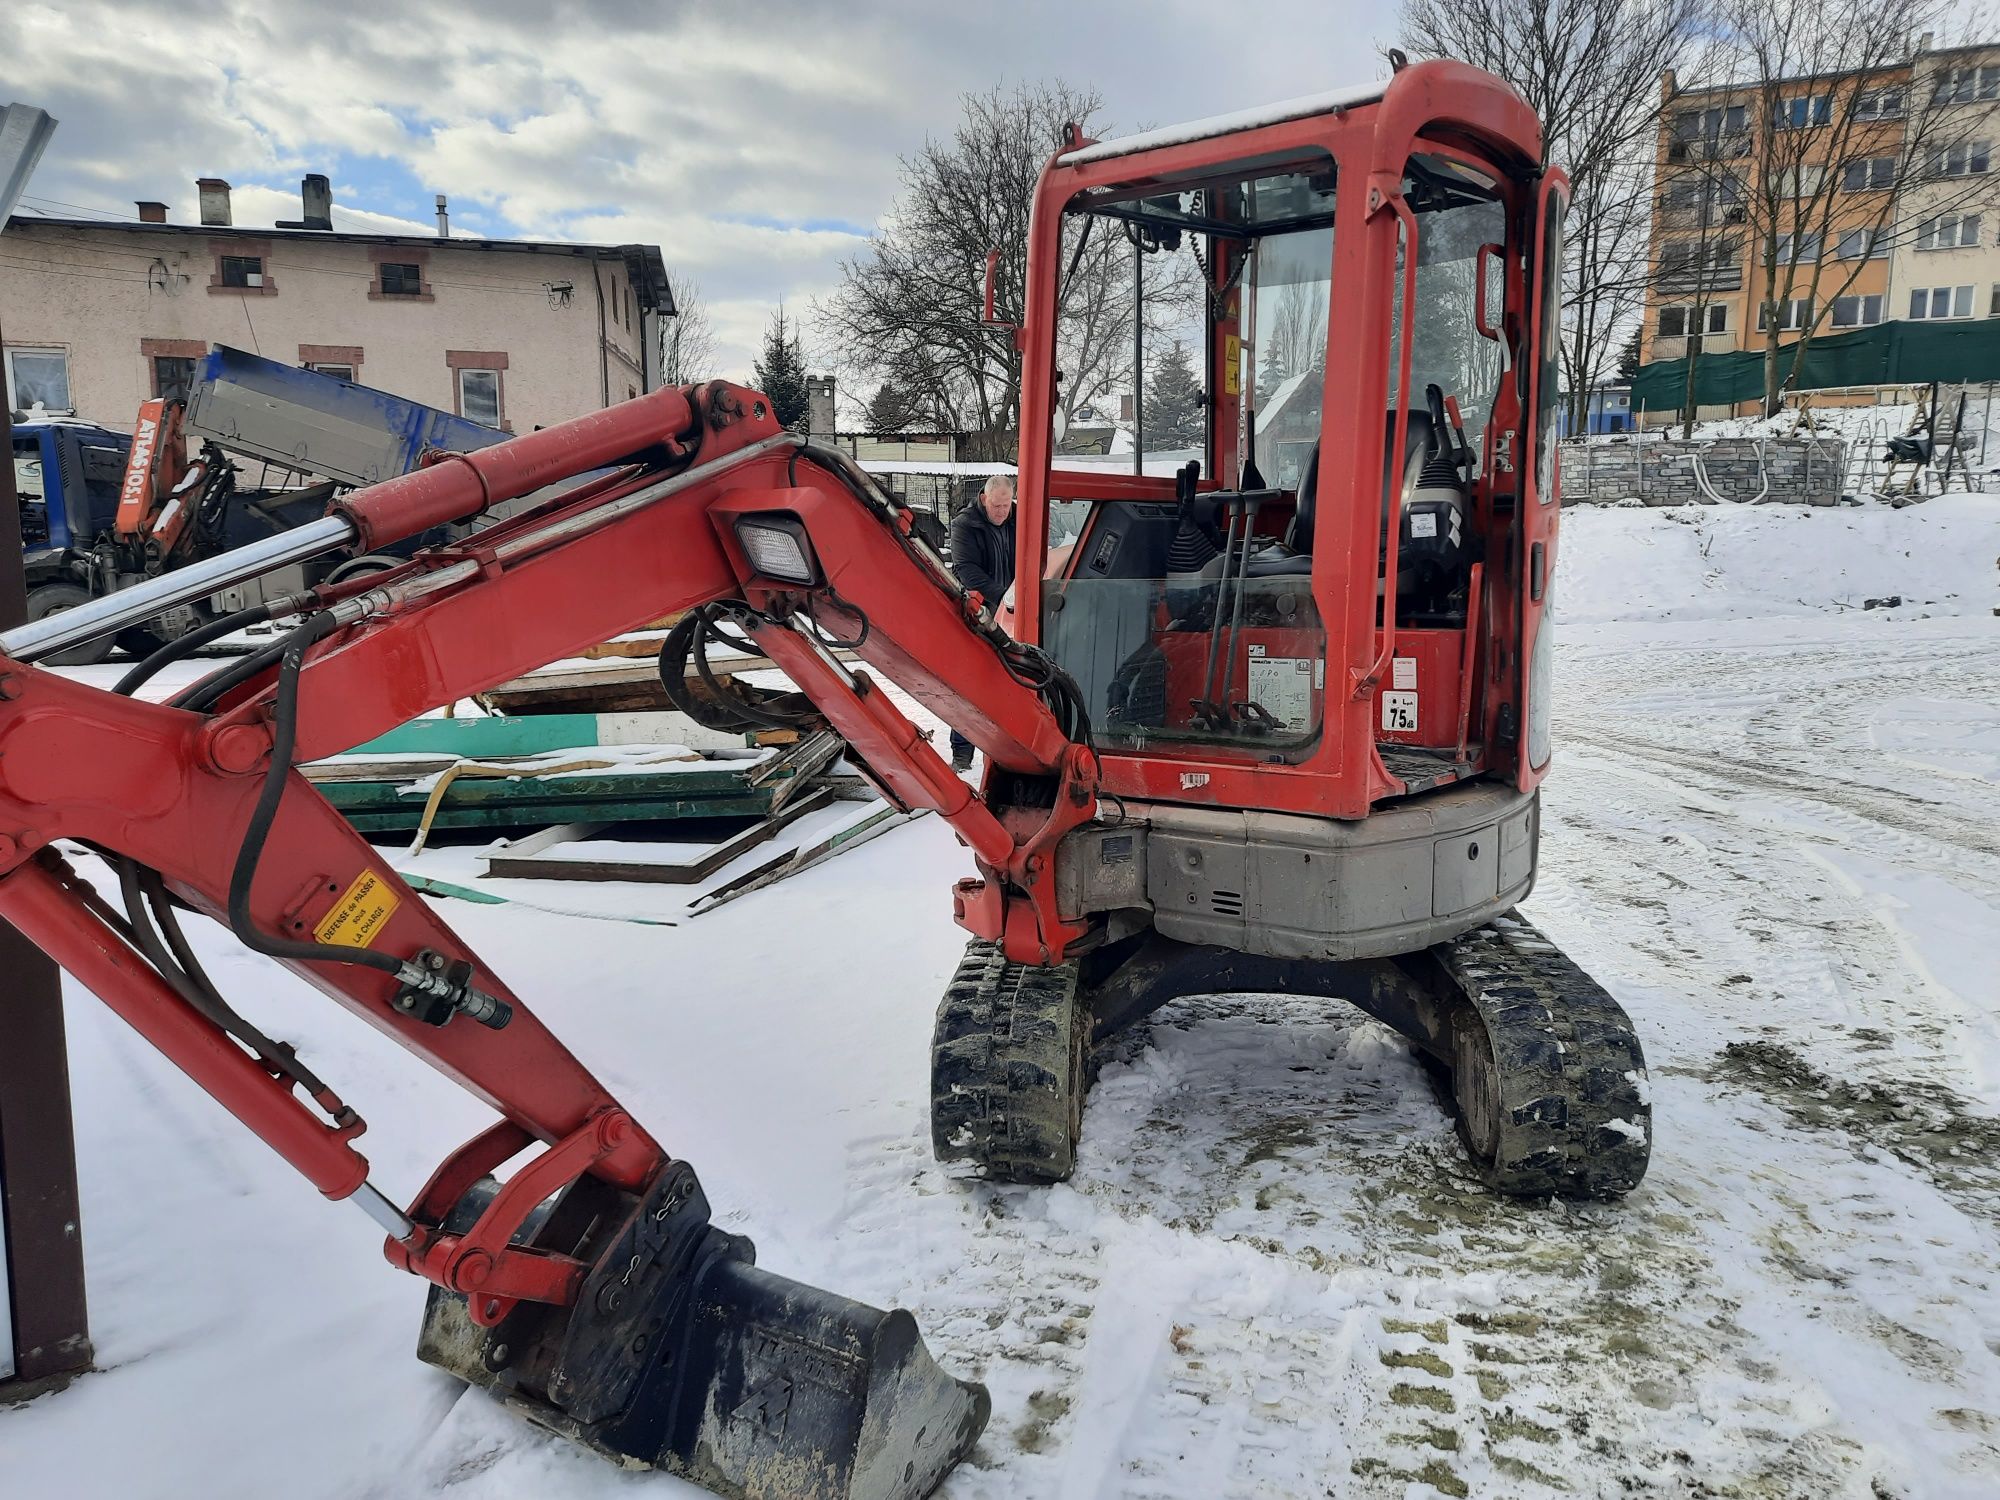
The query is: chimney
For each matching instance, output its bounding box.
[807,374,837,439]
[300,173,331,230]
[435,193,450,238]
[196,178,232,227]
[1916,30,1933,53]
[135,201,168,224]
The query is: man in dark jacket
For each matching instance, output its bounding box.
[945,474,1016,768]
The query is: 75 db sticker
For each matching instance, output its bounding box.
[1380,691,1420,733]
[314,870,401,949]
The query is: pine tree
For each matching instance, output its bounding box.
[1143,340,1205,450]
[866,382,919,434]
[752,303,811,431]
[1259,337,1289,394]
[1615,327,1643,382]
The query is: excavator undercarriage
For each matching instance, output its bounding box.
[931,912,1650,1198]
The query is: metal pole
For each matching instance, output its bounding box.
[1132,239,1144,477]
[0,514,353,663]
[0,298,94,1395]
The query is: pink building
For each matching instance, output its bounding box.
[2,175,671,434]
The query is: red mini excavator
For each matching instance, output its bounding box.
[0,59,1645,1500]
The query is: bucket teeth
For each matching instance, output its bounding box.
[416,1172,988,1500]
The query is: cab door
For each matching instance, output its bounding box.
[1518,170,1567,789]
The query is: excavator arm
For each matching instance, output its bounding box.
[0,381,1098,1499]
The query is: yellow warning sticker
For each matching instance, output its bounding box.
[313,871,401,949]
[1223,334,1241,396]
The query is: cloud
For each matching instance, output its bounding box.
[2,0,1402,380]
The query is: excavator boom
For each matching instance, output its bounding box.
[0,380,1091,1497]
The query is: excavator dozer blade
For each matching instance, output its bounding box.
[417,1168,989,1500]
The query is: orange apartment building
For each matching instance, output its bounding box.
[1641,43,2000,416]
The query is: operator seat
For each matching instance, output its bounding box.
[1284,407,1438,557]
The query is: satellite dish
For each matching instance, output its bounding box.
[1052,405,1069,442]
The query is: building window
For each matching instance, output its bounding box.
[1909,285,1975,320]
[1835,227,1889,260]
[4,346,72,412]
[1841,158,1896,191]
[1916,213,1982,250]
[153,355,198,404]
[458,368,503,426]
[1934,65,2000,105]
[1659,237,1739,283]
[379,262,424,296]
[1992,283,2000,318]
[1853,88,1905,121]
[1670,104,1749,160]
[220,255,265,288]
[1830,294,1883,328]
[1773,231,1823,265]
[1662,174,1746,223]
[1777,165,1826,197]
[306,362,356,381]
[1926,141,1993,178]
[1758,297,1813,332]
[1774,94,1832,129]
[1658,303,1727,337]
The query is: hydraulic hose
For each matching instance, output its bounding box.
[115,602,275,698]
[223,613,401,978]
[172,627,301,712]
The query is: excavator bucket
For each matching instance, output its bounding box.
[416,1168,989,1500]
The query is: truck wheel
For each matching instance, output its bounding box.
[25,583,114,666]
[116,627,172,660]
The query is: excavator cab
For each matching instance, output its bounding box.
[1018,84,1545,811]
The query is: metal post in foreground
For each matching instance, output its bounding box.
[0,98,91,1397]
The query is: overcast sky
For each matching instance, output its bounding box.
[2,0,1404,387]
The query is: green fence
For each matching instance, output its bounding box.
[1632,319,2000,412]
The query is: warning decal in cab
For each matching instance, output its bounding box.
[313,871,401,949]
[1380,691,1420,733]
[1246,653,1314,730]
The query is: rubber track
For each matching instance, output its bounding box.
[1436,913,1652,1198]
[930,940,1085,1184]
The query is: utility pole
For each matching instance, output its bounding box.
[0,100,91,1396]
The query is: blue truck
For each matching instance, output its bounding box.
[13,346,504,663]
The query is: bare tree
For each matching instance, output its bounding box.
[817,81,1190,461]
[660,275,719,386]
[1665,0,1997,414]
[1265,280,1328,382]
[1647,166,1744,434]
[1399,0,1706,430]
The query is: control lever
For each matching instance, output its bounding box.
[1425,382,1474,479]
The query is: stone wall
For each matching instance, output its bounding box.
[1559,436,1847,506]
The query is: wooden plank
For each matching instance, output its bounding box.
[690,804,919,915]
[321,764,763,810]
[476,645,855,717]
[335,793,779,834]
[579,635,670,660]
[485,790,836,884]
[486,820,611,860]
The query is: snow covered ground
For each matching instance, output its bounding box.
[6,499,1999,1499]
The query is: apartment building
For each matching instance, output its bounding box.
[1889,45,2000,326]
[1641,42,2000,408]
[1,175,671,434]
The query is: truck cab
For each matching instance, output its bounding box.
[14,420,134,661]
